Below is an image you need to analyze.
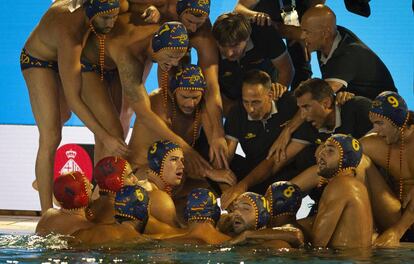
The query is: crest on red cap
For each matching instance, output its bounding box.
[94,156,131,194]
[54,171,90,210]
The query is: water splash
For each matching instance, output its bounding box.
[0,234,70,250]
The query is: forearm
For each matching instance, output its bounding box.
[245,228,303,247]
[391,203,414,238]
[275,23,302,41]
[286,111,304,134]
[239,159,274,189]
[234,2,257,18]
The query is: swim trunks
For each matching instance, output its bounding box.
[81,59,117,82]
[20,48,58,72]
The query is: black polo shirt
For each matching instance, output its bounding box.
[318,26,397,100]
[253,0,314,22]
[295,96,373,144]
[218,24,286,100]
[225,93,307,165]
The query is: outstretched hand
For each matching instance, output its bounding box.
[335,91,355,105]
[141,5,161,23]
[374,227,401,248]
[266,123,292,162]
[104,135,129,157]
[183,147,212,178]
[272,83,287,100]
[209,137,229,169]
[205,169,237,186]
[220,182,247,210]
[251,12,272,26]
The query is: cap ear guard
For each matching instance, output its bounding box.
[184,188,221,225]
[240,192,270,230]
[265,181,302,218]
[84,0,120,21]
[326,134,363,176]
[370,91,408,129]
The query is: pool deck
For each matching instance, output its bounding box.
[0,216,38,234]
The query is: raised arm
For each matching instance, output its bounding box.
[192,24,229,169]
[57,33,128,156]
[230,226,304,247]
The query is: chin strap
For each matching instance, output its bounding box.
[89,24,106,81]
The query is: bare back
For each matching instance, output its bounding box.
[72,222,141,245]
[313,175,373,248]
[36,209,93,236]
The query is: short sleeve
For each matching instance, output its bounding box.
[292,122,319,144]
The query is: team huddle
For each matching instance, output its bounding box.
[21,0,414,248]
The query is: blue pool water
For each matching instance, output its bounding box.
[1,234,414,263]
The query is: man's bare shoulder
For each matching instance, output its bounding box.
[110,13,160,42]
[360,133,386,154]
[325,175,365,199]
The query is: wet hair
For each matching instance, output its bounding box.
[212,12,251,46]
[294,78,335,105]
[243,70,272,91]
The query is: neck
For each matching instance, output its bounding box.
[147,171,172,194]
[262,101,273,120]
[321,31,337,57]
[336,168,356,178]
[61,208,86,217]
[324,107,336,129]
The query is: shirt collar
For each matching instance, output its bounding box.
[318,104,341,133]
[248,100,278,121]
[320,30,342,65]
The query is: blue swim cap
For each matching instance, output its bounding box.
[184,188,221,225]
[177,0,210,17]
[326,134,363,174]
[152,22,189,53]
[370,91,409,128]
[265,181,302,218]
[84,0,120,21]
[240,192,270,230]
[170,64,206,94]
[114,185,149,232]
[147,140,182,176]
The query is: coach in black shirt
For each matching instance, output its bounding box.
[220,70,314,208]
[212,12,294,113]
[293,78,373,145]
[234,0,326,89]
[301,5,396,99]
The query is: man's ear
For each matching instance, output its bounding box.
[321,96,333,109]
[268,89,275,100]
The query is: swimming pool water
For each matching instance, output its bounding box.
[1,234,414,263]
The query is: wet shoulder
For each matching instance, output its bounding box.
[359,133,386,155]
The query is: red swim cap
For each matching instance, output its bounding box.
[54,171,90,210]
[94,156,130,194]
